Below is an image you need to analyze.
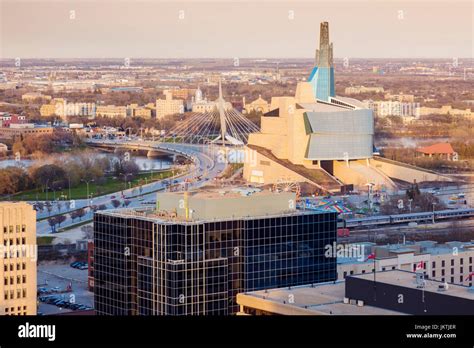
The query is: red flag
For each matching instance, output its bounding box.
[416,261,424,271]
[365,253,375,261]
[464,272,474,281]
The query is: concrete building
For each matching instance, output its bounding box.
[126,104,152,118]
[0,124,54,140]
[237,281,402,315]
[337,241,474,287]
[0,113,26,128]
[345,86,384,95]
[93,187,337,315]
[95,105,127,118]
[63,102,96,118]
[22,92,51,102]
[0,202,37,315]
[364,100,420,118]
[243,95,270,114]
[416,105,473,118]
[40,98,67,118]
[170,88,195,100]
[237,269,474,315]
[243,22,447,191]
[156,90,184,119]
[346,270,474,315]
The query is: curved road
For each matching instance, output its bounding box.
[36,141,226,235]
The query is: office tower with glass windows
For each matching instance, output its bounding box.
[93,189,337,315]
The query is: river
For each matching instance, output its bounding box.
[0,152,172,171]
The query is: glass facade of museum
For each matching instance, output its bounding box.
[308,66,335,102]
[304,109,374,160]
[94,210,337,315]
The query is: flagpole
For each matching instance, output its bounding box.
[373,254,376,301]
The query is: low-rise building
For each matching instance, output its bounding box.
[21,92,51,102]
[337,241,474,287]
[126,104,152,118]
[0,124,54,139]
[416,143,457,161]
[364,100,419,118]
[416,105,473,118]
[96,105,127,118]
[0,113,26,128]
[238,269,474,315]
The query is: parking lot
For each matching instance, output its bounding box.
[37,261,93,315]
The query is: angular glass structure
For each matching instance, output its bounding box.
[308,22,335,101]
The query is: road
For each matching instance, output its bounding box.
[36,142,226,235]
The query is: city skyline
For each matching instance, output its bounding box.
[1,0,472,59]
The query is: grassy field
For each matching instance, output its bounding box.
[37,236,55,245]
[8,170,174,201]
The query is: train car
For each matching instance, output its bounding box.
[337,228,350,237]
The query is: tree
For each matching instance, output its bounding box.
[111,199,121,209]
[36,202,44,212]
[76,208,86,221]
[45,202,53,216]
[48,217,57,233]
[81,225,93,239]
[70,210,78,222]
[56,215,66,227]
[31,164,66,191]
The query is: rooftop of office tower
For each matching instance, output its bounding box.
[95,186,333,224]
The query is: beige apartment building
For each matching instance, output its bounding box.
[0,202,37,315]
[22,92,51,102]
[416,105,473,118]
[126,104,152,118]
[156,90,184,119]
[40,98,66,118]
[338,241,474,287]
[96,105,127,118]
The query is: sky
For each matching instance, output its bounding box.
[1,0,472,59]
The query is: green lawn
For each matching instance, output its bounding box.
[37,236,55,245]
[8,170,174,201]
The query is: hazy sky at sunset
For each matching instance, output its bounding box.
[1,0,472,59]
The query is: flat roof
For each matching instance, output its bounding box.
[350,270,474,301]
[237,281,403,315]
[97,206,328,225]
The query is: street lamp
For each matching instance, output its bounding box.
[122,173,133,192]
[67,175,72,200]
[81,179,94,207]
